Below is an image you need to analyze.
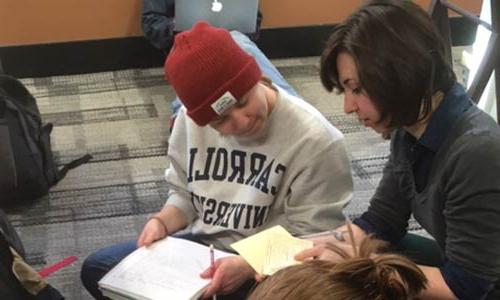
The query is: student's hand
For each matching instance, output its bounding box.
[200,256,255,297]
[137,217,168,247]
[296,224,366,262]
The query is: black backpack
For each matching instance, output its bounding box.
[0,209,64,299]
[0,75,92,207]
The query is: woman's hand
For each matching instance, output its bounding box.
[295,230,360,262]
[200,255,255,298]
[296,223,366,262]
[137,217,168,247]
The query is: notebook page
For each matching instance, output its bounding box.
[99,237,233,300]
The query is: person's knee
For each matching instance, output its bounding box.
[81,247,123,299]
[81,250,107,281]
[81,254,102,297]
[230,30,249,42]
[81,241,137,279]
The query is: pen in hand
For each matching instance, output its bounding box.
[209,244,217,300]
[345,216,358,257]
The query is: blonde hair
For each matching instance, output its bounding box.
[247,238,427,300]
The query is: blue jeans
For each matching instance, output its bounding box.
[81,236,253,299]
[81,240,137,299]
[170,31,299,120]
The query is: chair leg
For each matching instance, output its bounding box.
[0,56,4,74]
[467,33,499,104]
[428,0,453,66]
[492,0,500,124]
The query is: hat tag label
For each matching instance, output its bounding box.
[211,91,237,115]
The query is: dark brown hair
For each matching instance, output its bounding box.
[320,0,456,127]
[247,238,427,300]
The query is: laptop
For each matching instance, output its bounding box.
[175,0,259,33]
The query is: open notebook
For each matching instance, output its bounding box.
[98,237,233,300]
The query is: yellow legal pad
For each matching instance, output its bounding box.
[230,225,313,275]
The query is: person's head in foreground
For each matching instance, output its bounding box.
[248,238,427,300]
[165,21,276,139]
[320,0,456,136]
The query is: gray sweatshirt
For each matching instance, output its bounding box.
[165,86,353,251]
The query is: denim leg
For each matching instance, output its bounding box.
[80,240,138,299]
[230,30,299,97]
[170,97,182,118]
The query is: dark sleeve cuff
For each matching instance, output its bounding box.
[353,211,404,244]
[440,260,495,300]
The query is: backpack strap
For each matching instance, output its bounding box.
[38,123,58,183]
[57,154,93,180]
[1,98,44,172]
[0,209,25,258]
[0,119,17,190]
[0,96,18,190]
[38,123,93,182]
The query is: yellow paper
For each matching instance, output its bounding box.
[230,226,313,275]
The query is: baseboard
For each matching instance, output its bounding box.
[0,38,165,78]
[0,17,476,78]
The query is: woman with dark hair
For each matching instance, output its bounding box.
[296,1,500,299]
[250,238,427,300]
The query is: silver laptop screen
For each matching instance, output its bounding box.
[175,0,259,33]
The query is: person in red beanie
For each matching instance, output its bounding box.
[141,0,265,132]
[81,21,353,299]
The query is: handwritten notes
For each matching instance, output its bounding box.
[230,226,313,275]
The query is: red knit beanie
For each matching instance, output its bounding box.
[164,21,262,126]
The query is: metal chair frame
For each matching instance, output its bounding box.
[429,0,499,123]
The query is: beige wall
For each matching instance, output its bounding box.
[0,0,482,46]
[261,0,481,27]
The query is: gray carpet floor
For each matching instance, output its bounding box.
[4,48,469,299]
